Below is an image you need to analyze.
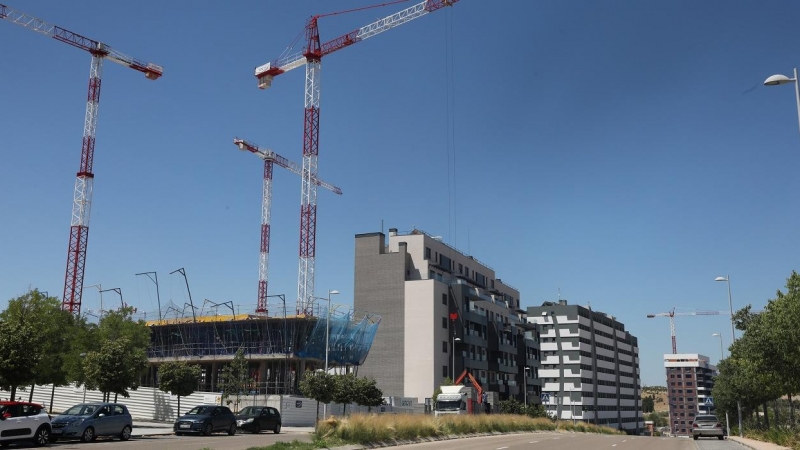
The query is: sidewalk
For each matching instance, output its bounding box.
[728,436,792,450]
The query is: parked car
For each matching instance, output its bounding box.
[0,401,51,447]
[173,405,236,436]
[691,414,725,440]
[50,402,133,443]
[235,406,281,434]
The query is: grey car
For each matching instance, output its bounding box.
[50,403,133,442]
[692,414,724,440]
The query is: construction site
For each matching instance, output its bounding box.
[135,300,380,395]
[1,0,458,398]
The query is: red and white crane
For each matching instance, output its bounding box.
[255,0,458,314]
[647,308,734,354]
[0,4,162,315]
[234,138,342,315]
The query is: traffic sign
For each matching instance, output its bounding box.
[705,397,714,405]
[540,393,550,403]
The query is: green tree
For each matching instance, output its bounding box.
[219,348,250,409]
[352,376,384,412]
[298,370,336,422]
[499,397,524,414]
[525,402,548,418]
[158,361,202,419]
[81,307,150,402]
[642,395,655,413]
[0,289,62,400]
[83,337,148,401]
[332,373,359,416]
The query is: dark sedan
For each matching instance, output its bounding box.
[173,405,236,436]
[235,406,281,434]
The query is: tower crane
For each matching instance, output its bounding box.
[0,4,162,315]
[254,0,458,314]
[647,308,735,354]
[233,138,342,315]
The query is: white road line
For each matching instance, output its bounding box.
[529,441,538,444]
[623,440,627,443]
[612,444,617,447]
[497,447,509,449]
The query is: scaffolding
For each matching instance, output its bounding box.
[137,300,381,394]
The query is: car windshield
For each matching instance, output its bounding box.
[63,404,101,416]
[238,407,258,415]
[186,406,213,415]
[695,415,719,422]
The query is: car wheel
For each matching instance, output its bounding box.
[718,436,724,440]
[203,423,213,436]
[274,423,281,434]
[31,425,50,447]
[120,425,132,441]
[81,426,96,442]
[251,423,261,434]
[227,423,236,436]
[175,432,183,436]
[692,435,698,440]
[49,435,59,443]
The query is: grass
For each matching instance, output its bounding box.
[244,414,623,450]
[745,429,800,450]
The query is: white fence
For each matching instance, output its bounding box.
[0,385,424,427]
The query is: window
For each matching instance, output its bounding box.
[443,341,448,353]
[425,247,431,259]
[442,293,447,305]
[442,317,448,329]
[443,366,448,377]
[458,263,463,274]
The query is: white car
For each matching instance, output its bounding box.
[0,401,52,446]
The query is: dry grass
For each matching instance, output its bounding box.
[314,413,622,445]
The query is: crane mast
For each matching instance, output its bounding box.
[0,3,162,315]
[234,138,342,315]
[255,0,457,314]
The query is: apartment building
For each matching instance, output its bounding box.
[353,228,541,404]
[663,354,717,436]
[528,300,643,433]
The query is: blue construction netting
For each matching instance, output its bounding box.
[297,308,381,366]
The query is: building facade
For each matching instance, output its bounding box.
[528,300,643,433]
[663,354,716,436]
[353,228,541,404]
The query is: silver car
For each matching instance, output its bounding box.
[50,403,133,442]
[692,414,724,440]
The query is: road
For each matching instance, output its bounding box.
[390,432,747,450]
[9,431,313,450]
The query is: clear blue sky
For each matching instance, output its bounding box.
[1,0,799,388]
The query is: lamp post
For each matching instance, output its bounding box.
[523,367,529,406]
[715,275,743,437]
[323,289,339,419]
[712,332,730,436]
[764,68,800,135]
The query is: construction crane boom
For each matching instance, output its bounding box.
[1,3,162,315]
[254,0,457,315]
[647,308,733,354]
[0,4,163,79]
[234,138,342,314]
[255,0,457,88]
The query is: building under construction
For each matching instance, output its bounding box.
[136,300,381,395]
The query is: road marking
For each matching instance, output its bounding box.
[529,441,538,444]
[497,447,509,449]
[612,445,617,447]
[622,440,627,443]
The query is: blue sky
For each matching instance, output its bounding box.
[1,0,799,387]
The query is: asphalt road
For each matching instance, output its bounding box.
[390,432,747,450]
[7,431,313,449]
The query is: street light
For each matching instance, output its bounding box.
[715,275,743,437]
[323,289,339,419]
[764,68,800,134]
[711,332,729,436]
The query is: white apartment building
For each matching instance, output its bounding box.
[528,300,643,433]
[353,228,541,404]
